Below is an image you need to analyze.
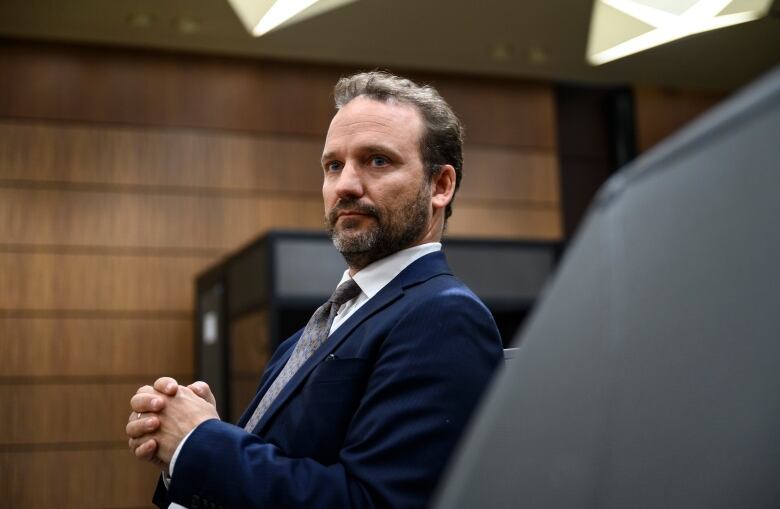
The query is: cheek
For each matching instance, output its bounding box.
[322,183,336,208]
[375,180,419,206]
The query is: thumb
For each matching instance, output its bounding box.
[187,381,217,406]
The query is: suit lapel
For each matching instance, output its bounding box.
[252,284,403,433]
[250,251,452,433]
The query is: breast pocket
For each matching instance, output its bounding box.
[289,357,372,462]
[307,357,370,384]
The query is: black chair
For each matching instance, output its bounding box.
[434,64,780,509]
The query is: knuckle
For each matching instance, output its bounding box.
[126,423,138,438]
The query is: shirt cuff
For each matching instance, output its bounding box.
[168,426,197,478]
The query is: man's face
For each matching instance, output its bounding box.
[321,96,433,270]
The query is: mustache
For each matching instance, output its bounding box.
[327,199,380,223]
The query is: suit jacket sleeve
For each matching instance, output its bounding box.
[157,285,503,509]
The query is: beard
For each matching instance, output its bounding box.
[326,183,431,271]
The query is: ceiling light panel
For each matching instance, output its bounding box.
[587,0,773,65]
[227,0,359,37]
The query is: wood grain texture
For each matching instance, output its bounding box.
[0,252,208,312]
[634,86,727,152]
[460,146,559,204]
[0,187,325,250]
[0,383,149,445]
[0,120,323,194]
[432,77,557,149]
[0,317,191,377]
[0,41,339,137]
[0,153,562,258]
[0,121,559,206]
[0,42,558,150]
[447,203,562,240]
[0,448,159,508]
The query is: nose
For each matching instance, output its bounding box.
[334,161,364,200]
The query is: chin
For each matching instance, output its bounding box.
[332,227,378,253]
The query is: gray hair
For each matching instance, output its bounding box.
[333,71,463,222]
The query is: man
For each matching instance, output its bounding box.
[126,71,503,509]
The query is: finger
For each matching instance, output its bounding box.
[187,381,206,397]
[127,409,155,423]
[128,435,151,453]
[128,434,154,451]
[126,415,160,439]
[130,393,165,414]
[133,438,158,461]
[153,377,179,396]
[135,384,155,395]
[188,381,216,406]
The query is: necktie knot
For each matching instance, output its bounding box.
[329,278,362,307]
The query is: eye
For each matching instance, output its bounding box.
[324,160,343,172]
[369,155,390,167]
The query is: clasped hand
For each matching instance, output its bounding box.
[126,376,220,473]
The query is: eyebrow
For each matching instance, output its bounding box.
[321,144,403,164]
[362,144,401,158]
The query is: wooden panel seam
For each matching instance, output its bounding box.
[0,242,223,258]
[0,441,126,452]
[0,309,191,319]
[0,116,555,151]
[0,375,193,385]
[0,116,328,141]
[0,177,323,200]
[0,185,558,210]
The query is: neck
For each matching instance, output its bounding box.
[345,238,439,276]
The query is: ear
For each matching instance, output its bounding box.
[430,164,456,213]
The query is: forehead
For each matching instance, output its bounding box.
[323,97,424,155]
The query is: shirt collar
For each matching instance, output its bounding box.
[337,242,442,299]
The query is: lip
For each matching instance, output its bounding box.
[337,211,369,218]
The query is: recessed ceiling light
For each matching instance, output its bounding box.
[489,42,513,62]
[528,45,549,65]
[176,16,201,34]
[127,13,154,29]
[226,0,359,37]
[587,0,773,65]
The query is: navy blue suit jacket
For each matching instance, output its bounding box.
[154,251,503,509]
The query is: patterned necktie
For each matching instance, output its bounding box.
[244,278,362,431]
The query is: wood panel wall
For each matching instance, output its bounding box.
[634,85,728,153]
[0,40,561,507]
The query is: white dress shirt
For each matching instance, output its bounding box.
[165,242,441,508]
[330,241,441,333]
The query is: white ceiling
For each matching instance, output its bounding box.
[1,0,778,90]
